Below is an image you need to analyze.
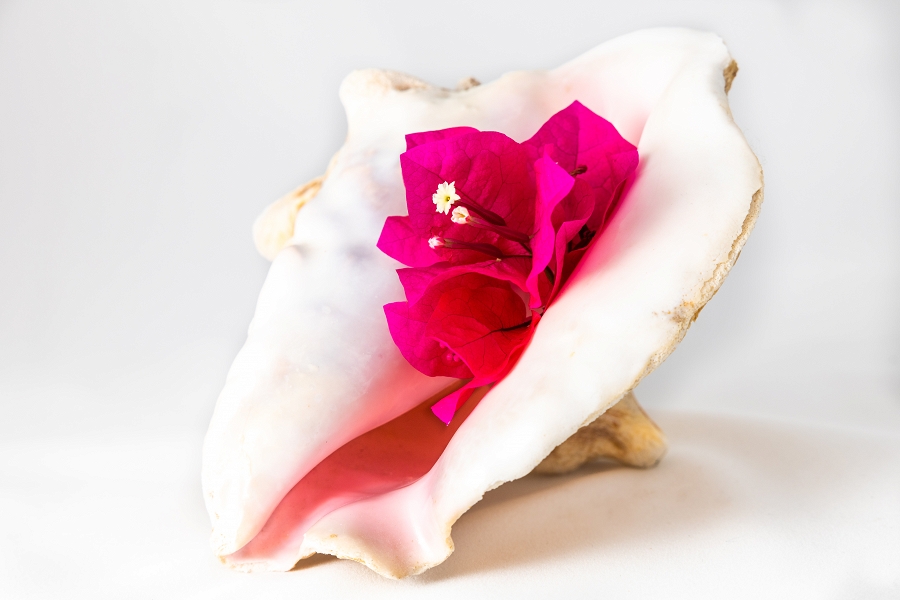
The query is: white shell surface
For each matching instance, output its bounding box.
[202,27,763,577]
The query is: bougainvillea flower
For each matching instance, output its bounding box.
[379,102,637,423]
[203,29,763,578]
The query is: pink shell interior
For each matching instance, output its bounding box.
[228,385,486,567]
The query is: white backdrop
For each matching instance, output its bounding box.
[1,1,898,598]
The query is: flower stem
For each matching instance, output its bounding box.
[497,318,533,333]
[543,266,556,285]
[442,238,504,259]
[456,198,507,227]
[466,216,531,245]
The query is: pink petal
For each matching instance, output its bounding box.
[430,311,541,424]
[405,127,479,150]
[425,278,531,380]
[524,100,638,231]
[397,257,531,306]
[400,131,538,240]
[387,272,533,383]
[430,384,477,425]
[549,178,595,301]
[376,216,441,267]
[384,301,473,379]
[526,156,576,308]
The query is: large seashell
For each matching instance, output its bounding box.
[202,28,763,578]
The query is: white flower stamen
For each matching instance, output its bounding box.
[450,206,470,225]
[432,181,460,214]
[428,236,444,249]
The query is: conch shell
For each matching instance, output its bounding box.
[202,28,763,578]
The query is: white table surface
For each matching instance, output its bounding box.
[2,412,898,598]
[1,1,898,597]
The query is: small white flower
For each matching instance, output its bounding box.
[450,206,470,225]
[432,181,460,214]
[428,236,444,249]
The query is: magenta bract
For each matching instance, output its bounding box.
[378,102,638,423]
[524,100,639,232]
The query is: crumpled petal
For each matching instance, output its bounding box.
[384,301,473,380]
[425,278,530,379]
[524,100,638,231]
[430,309,539,424]
[526,155,576,308]
[430,384,478,425]
[385,273,528,380]
[548,178,595,301]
